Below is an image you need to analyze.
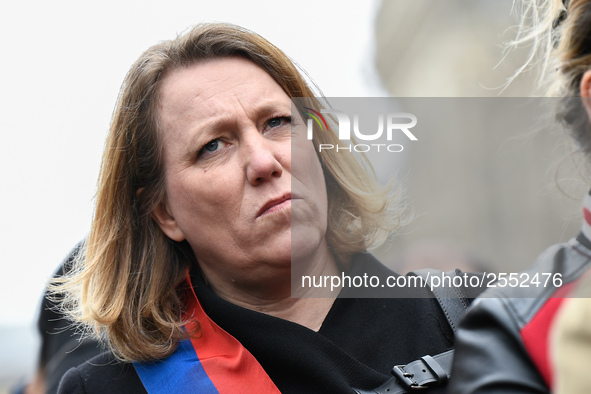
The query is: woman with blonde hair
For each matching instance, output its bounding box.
[449,0,591,392]
[54,23,480,393]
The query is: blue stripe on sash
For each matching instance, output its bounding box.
[134,338,219,394]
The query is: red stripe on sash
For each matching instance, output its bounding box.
[183,272,281,393]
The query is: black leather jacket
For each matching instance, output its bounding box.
[448,231,591,393]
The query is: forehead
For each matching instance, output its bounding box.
[157,57,290,121]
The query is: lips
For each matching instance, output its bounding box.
[257,193,292,218]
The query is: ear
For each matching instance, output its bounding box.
[151,197,186,242]
[580,70,591,121]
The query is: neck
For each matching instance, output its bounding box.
[203,242,341,331]
[222,292,337,332]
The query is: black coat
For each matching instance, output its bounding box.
[58,253,482,393]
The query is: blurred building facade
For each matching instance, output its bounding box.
[373,0,588,273]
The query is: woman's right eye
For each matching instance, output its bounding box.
[204,140,220,152]
[198,138,227,158]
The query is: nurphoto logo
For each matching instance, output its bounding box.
[304,107,418,153]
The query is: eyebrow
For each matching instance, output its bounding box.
[181,100,291,158]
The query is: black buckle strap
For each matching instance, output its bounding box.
[352,350,453,394]
[392,364,426,391]
[420,355,447,384]
[409,268,469,333]
[393,350,451,389]
[354,269,466,394]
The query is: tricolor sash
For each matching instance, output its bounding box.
[134,273,281,393]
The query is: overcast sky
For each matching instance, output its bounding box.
[0,0,384,327]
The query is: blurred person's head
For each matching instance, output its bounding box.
[516,0,591,156]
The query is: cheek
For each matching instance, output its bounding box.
[311,160,328,222]
[304,143,327,199]
[307,147,330,231]
[166,170,239,229]
[293,146,329,220]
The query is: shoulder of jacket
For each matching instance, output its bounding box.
[473,240,591,328]
[58,366,86,394]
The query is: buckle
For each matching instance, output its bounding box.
[391,365,428,391]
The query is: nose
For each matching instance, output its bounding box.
[244,134,283,186]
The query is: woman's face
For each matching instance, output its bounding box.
[153,57,329,296]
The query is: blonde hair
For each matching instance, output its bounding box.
[511,0,591,156]
[52,23,402,362]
